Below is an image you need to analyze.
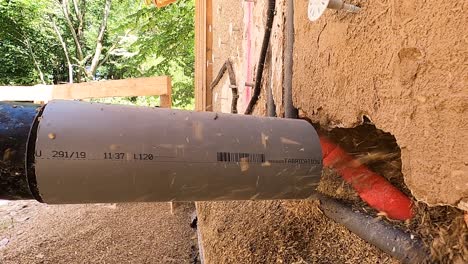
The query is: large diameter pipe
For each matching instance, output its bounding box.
[0,103,40,200]
[29,100,323,204]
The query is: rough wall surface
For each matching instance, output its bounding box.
[293,0,467,206]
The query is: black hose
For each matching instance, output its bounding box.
[244,0,276,115]
[317,194,430,264]
[210,59,239,114]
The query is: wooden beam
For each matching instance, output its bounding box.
[205,0,213,111]
[194,0,212,111]
[195,0,207,111]
[0,76,171,102]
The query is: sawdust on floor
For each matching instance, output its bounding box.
[0,201,198,264]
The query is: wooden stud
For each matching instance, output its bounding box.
[195,0,213,112]
[205,0,213,111]
[195,0,208,111]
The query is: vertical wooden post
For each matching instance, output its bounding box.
[205,0,213,111]
[160,76,172,108]
[195,0,213,111]
[195,0,206,111]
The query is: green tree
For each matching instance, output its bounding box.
[102,0,195,107]
[0,0,58,84]
[0,0,195,108]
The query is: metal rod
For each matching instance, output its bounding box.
[266,41,276,117]
[284,0,298,118]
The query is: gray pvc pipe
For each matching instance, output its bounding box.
[33,100,323,204]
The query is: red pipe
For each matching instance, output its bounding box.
[319,136,414,220]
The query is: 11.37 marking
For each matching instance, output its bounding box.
[35,150,156,161]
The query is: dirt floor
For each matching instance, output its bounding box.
[200,0,467,263]
[0,201,198,263]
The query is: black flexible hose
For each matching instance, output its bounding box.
[244,0,276,115]
[317,194,430,264]
[210,59,239,114]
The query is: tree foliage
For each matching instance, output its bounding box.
[0,0,195,108]
[0,0,57,84]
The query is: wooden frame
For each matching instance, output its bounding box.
[194,0,213,111]
[0,76,172,108]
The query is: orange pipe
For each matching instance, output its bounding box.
[320,136,414,220]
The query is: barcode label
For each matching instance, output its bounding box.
[217,152,265,163]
